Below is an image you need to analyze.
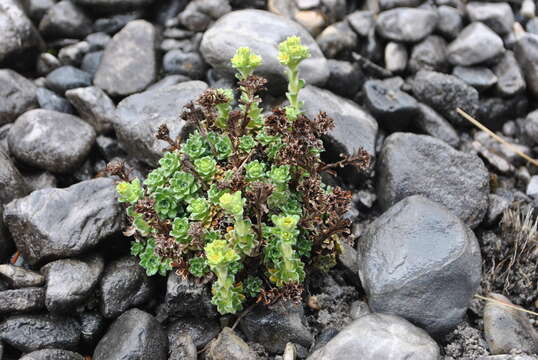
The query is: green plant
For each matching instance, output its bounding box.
[112,36,369,315]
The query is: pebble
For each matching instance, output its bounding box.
[384,42,408,73]
[20,349,84,360]
[208,327,258,360]
[0,288,45,314]
[466,2,514,35]
[316,20,358,58]
[58,41,90,66]
[435,5,462,39]
[514,34,538,99]
[415,103,460,147]
[0,148,29,205]
[81,51,103,76]
[0,69,38,125]
[447,22,505,66]
[347,10,374,37]
[37,53,61,75]
[375,8,438,43]
[45,66,92,94]
[452,66,498,91]
[36,87,74,113]
[408,35,448,73]
[178,0,232,32]
[325,59,364,98]
[163,50,207,79]
[0,264,44,288]
[493,50,526,97]
[66,86,116,134]
[38,0,92,39]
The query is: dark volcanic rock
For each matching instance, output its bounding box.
[0,288,45,314]
[415,103,459,147]
[3,178,122,265]
[493,51,526,97]
[201,9,329,93]
[178,0,232,32]
[20,349,84,360]
[325,59,364,98]
[358,195,482,336]
[7,109,95,173]
[208,327,258,360]
[375,8,438,43]
[163,50,207,79]
[0,314,80,352]
[0,264,44,288]
[94,20,157,97]
[167,317,220,349]
[114,81,207,167]
[99,256,152,319]
[39,1,92,39]
[93,308,168,360]
[377,133,489,228]
[0,69,38,125]
[0,148,29,206]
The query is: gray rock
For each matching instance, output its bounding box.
[0,314,80,352]
[94,20,157,97]
[240,301,313,354]
[337,240,360,287]
[379,0,422,10]
[58,41,90,66]
[466,2,514,35]
[72,0,154,13]
[20,0,56,23]
[299,85,378,182]
[349,300,371,320]
[45,66,93,94]
[93,308,167,360]
[20,349,84,360]
[37,53,61,75]
[178,0,232,32]
[527,18,538,34]
[486,194,510,226]
[93,12,143,34]
[79,311,107,349]
[208,327,257,360]
[347,10,374,37]
[447,22,505,66]
[86,32,112,51]
[42,255,104,313]
[147,75,191,91]
[81,51,103,76]
[66,86,116,134]
[436,5,462,39]
[415,104,459,147]
[200,10,329,93]
[325,59,364,98]
[167,317,220,349]
[411,70,479,125]
[493,51,526,97]
[39,1,92,39]
[0,288,45,313]
[0,148,30,206]
[377,133,489,228]
[526,175,538,198]
[308,313,440,360]
[163,50,207,79]
[0,70,38,125]
[384,42,407,73]
[484,293,538,354]
[160,272,217,320]
[7,109,95,173]
[478,94,527,130]
[363,79,418,132]
[36,88,74,114]
[168,334,197,360]
[358,195,482,335]
[408,35,449,73]
[316,20,358,58]
[99,256,152,319]
[3,178,121,265]
[0,264,44,288]
[375,8,438,43]
[23,171,57,191]
[0,0,44,68]
[524,109,538,145]
[452,66,498,91]
[514,34,538,99]
[0,207,12,262]
[114,81,207,167]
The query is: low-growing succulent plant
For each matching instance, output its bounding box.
[112,36,370,315]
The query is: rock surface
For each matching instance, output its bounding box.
[358,195,482,335]
[208,327,258,360]
[0,69,38,125]
[375,8,438,43]
[0,288,45,314]
[20,349,84,360]
[39,1,92,39]
[0,148,29,206]
[0,264,44,288]
[66,86,116,134]
[447,22,504,66]
[514,34,538,99]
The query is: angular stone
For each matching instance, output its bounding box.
[377,133,489,228]
[514,34,538,99]
[66,86,116,134]
[114,81,207,167]
[99,256,152,319]
[93,308,167,360]
[0,314,80,352]
[42,255,104,313]
[208,327,257,360]
[167,317,220,349]
[7,109,95,173]
[178,0,232,32]
[36,88,74,114]
[20,349,84,360]
[201,9,329,93]
[3,178,122,265]
[493,51,526,97]
[436,5,462,40]
[447,22,505,66]
[358,196,482,335]
[308,313,440,360]
[0,264,44,288]
[415,103,459,148]
[39,1,92,39]
[58,41,90,66]
[81,51,103,76]
[452,66,498,91]
[316,20,358,59]
[71,0,154,13]
[347,10,374,37]
[0,288,45,314]
[94,20,157,97]
[408,35,448,73]
[466,2,514,35]
[45,66,93,94]
[375,8,438,43]
[0,69,38,125]
[0,148,29,206]
[163,50,207,79]
[325,59,364,98]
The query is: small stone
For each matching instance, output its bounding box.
[58,41,90,66]
[377,133,489,228]
[94,20,158,97]
[523,109,538,145]
[384,42,407,73]
[99,256,152,319]
[358,195,482,335]
[493,50,526,97]
[308,313,440,360]
[208,327,258,360]
[268,0,298,18]
[178,0,232,32]
[294,10,326,36]
[514,34,538,99]
[71,0,154,13]
[0,264,44,288]
[447,22,505,66]
[85,32,111,51]
[20,349,84,360]
[325,59,364,98]
[0,314,80,352]
[42,255,104,313]
[147,75,191,91]
[81,51,103,77]
[0,70,38,126]
[45,66,92,94]
[436,5,462,39]
[466,2,514,35]
[163,50,207,79]
[486,194,510,226]
[93,309,167,360]
[0,148,29,205]
[526,176,538,197]
[78,312,107,350]
[347,10,374,37]
[375,8,438,43]
[8,109,95,173]
[168,334,197,360]
[167,317,220,349]
[484,293,538,354]
[162,28,193,40]
[0,207,12,262]
[415,103,459,147]
[316,20,358,58]
[521,0,536,19]
[23,171,57,191]
[39,1,92,39]
[452,66,498,91]
[0,288,45,314]
[36,88,74,114]
[37,53,61,75]
[296,0,320,9]
[408,35,448,73]
[66,86,116,134]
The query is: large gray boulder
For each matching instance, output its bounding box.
[201,9,329,93]
[358,196,482,336]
